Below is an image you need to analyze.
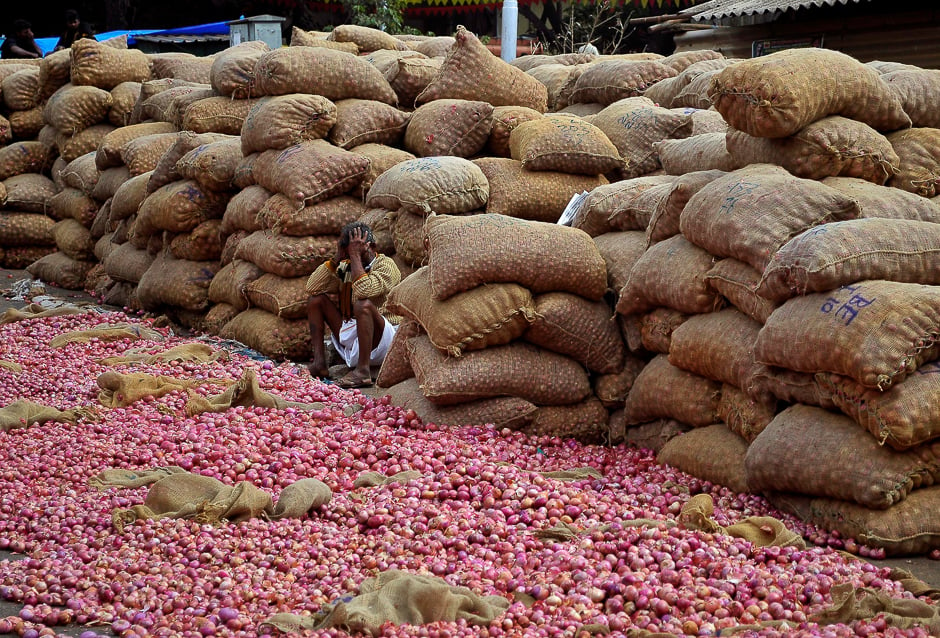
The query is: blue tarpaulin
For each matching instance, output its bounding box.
[31,21,230,55]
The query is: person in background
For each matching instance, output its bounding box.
[305,222,401,389]
[0,20,43,59]
[54,10,96,51]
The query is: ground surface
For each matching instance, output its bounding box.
[0,267,938,636]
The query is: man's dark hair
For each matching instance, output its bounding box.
[64,9,80,22]
[339,221,375,247]
[12,19,31,33]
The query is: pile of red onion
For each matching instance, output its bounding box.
[0,312,930,637]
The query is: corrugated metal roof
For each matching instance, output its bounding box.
[683,0,871,23]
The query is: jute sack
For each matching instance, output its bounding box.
[487,106,542,158]
[136,180,229,235]
[209,41,269,98]
[385,57,443,109]
[220,186,270,235]
[754,280,940,390]
[9,108,45,142]
[258,194,364,236]
[2,246,55,269]
[349,144,416,199]
[70,38,151,89]
[643,75,684,110]
[140,85,215,124]
[646,170,727,245]
[525,292,625,374]
[240,94,337,155]
[616,235,722,316]
[821,177,940,222]
[103,242,155,284]
[94,232,116,261]
[208,259,263,310]
[329,99,410,149]
[2,68,39,110]
[416,26,546,112]
[591,97,693,178]
[678,164,860,273]
[521,397,610,443]
[510,53,596,72]
[43,85,114,135]
[594,355,648,408]
[708,48,911,138]
[203,302,240,334]
[660,50,725,74]
[169,219,223,261]
[645,58,734,108]
[149,53,213,84]
[882,69,940,128]
[52,219,95,260]
[109,81,142,127]
[725,116,900,184]
[384,378,537,430]
[366,156,488,215]
[657,425,750,494]
[244,273,309,319]
[671,70,721,110]
[474,158,607,223]
[182,97,259,136]
[404,100,494,158]
[4,174,57,214]
[327,24,408,53]
[0,213,54,247]
[61,153,100,196]
[220,230,249,265]
[50,156,69,190]
[567,60,677,106]
[748,364,836,409]
[508,114,623,175]
[0,142,51,181]
[219,308,311,360]
[683,108,730,135]
[624,354,721,427]
[768,489,940,557]
[409,334,590,406]
[121,132,179,177]
[571,175,675,236]
[252,140,370,207]
[289,27,358,54]
[748,404,940,509]
[705,258,778,324]
[886,128,940,197]
[410,36,455,58]
[818,364,940,451]
[524,64,582,112]
[668,308,762,388]
[612,416,691,452]
[867,60,921,74]
[137,252,221,311]
[234,231,336,278]
[389,210,427,266]
[655,133,739,174]
[758,219,940,303]
[129,78,201,124]
[717,383,777,444]
[49,188,96,225]
[176,138,244,192]
[253,47,397,105]
[375,320,420,388]
[0,114,10,146]
[26,252,95,290]
[90,165,130,201]
[386,266,535,355]
[553,103,605,118]
[149,132,234,194]
[639,307,688,354]
[592,231,648,295]
[425,213,607,301]
[111,172,153,221]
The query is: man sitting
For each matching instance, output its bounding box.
[305,222,401,389]
[53,10,96,52]
[1,20,43,59]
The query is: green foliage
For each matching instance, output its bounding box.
[339,0,407,33]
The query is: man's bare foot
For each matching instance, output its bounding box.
[308,364,330,379]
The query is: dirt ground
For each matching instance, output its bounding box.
[0,268,938,635]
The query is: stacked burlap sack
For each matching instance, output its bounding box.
[584,47,940,556]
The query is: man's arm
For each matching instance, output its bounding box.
[10,43,40,58]
[304,260,341,296]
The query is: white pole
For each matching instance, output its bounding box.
[500,0,519,62]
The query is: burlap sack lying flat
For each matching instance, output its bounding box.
[0,400,96,432]
[97,371,230,408]
[184,368,325,416]
[366,156,489,216]
[821,176,940,222]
